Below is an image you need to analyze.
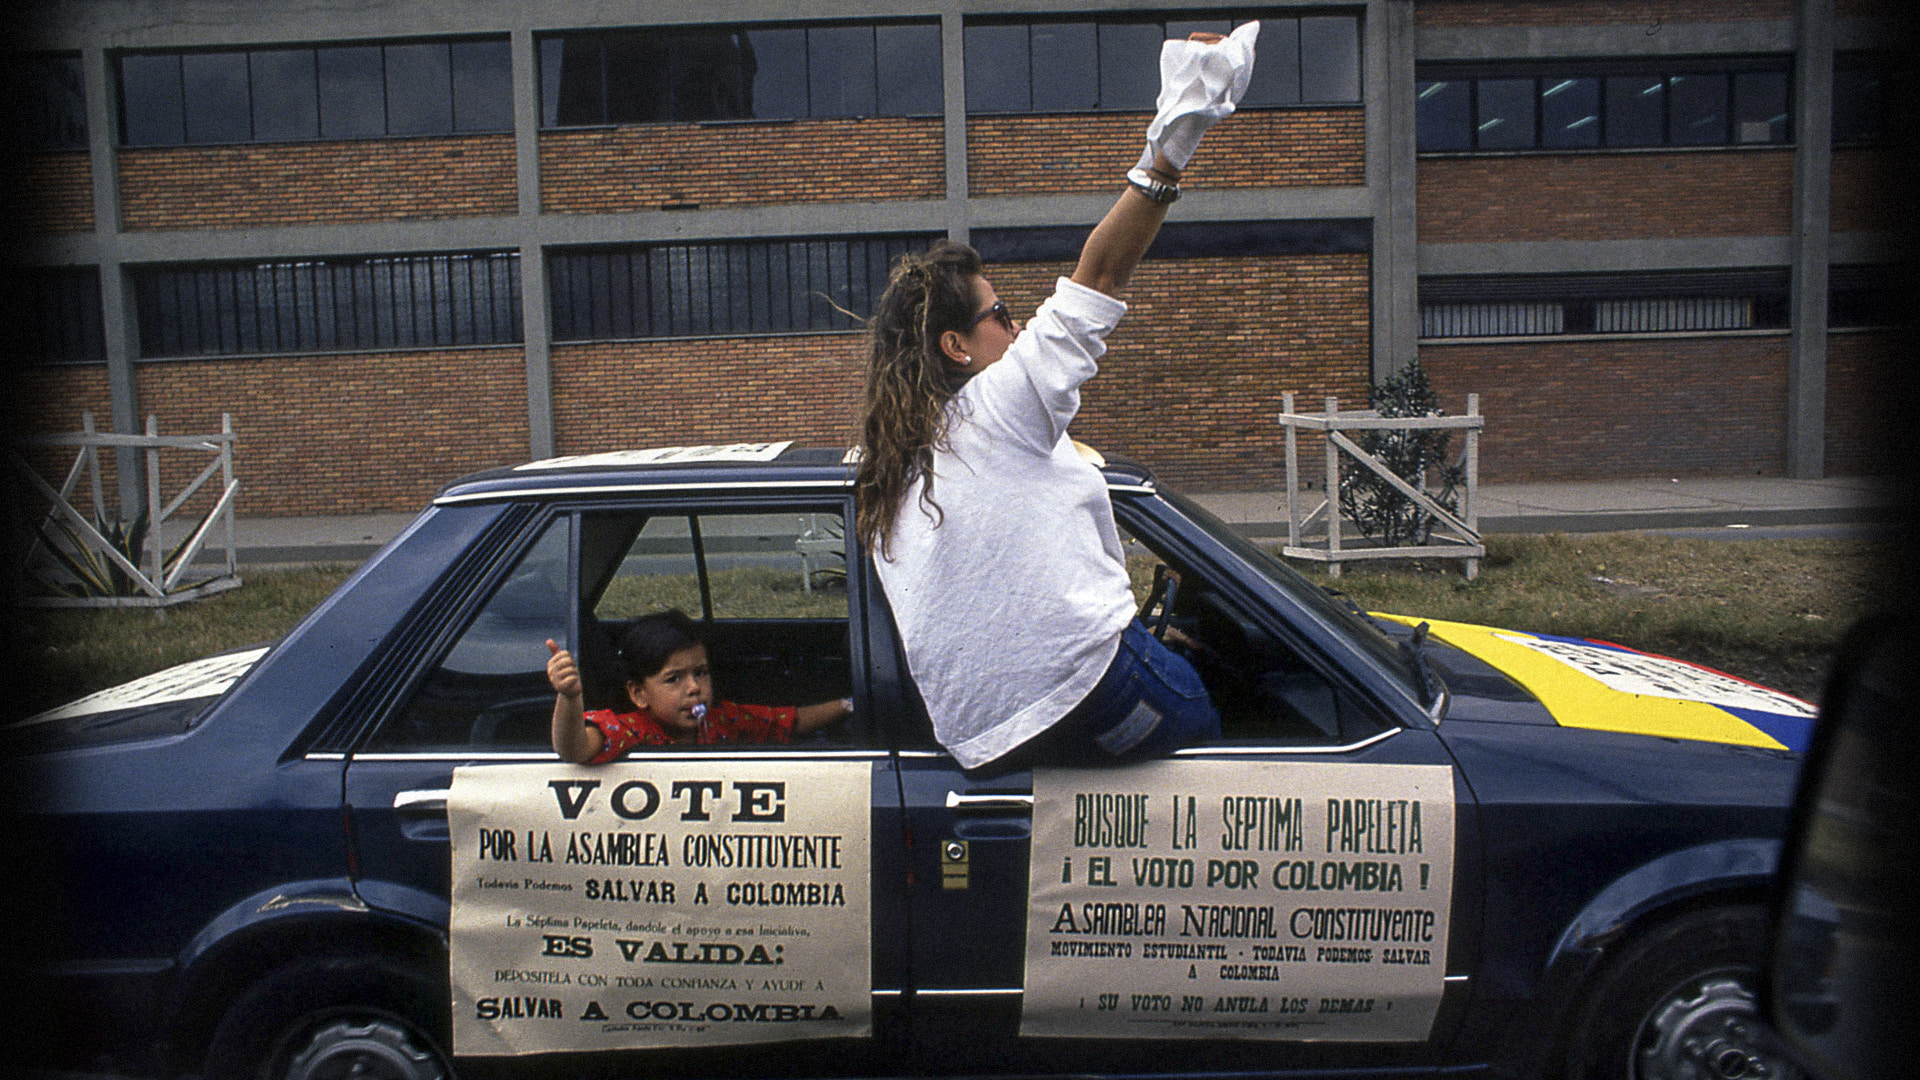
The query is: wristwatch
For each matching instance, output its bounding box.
[1126,166,1181,205]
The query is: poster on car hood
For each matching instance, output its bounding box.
[449,760,871,1056]
[1023,761,1454,1042]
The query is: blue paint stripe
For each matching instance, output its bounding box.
[1722,706,1817,753]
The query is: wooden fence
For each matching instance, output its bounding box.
[1279,392,1484,579]
[11,412,241,607]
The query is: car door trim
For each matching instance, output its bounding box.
[336,749,893,762]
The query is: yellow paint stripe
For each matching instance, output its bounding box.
[1376,614,1786,750]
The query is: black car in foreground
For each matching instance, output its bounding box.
[8,442,1813,1080]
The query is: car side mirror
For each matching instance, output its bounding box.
[1762,613,1919,1080]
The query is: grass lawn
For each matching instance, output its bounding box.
[9,533,1889,719]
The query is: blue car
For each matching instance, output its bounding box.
[7,443,1811,1080]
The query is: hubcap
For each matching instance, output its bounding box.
[282,1018,447,1080]
[1635,975,1800,1080]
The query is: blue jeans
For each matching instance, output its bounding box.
[1003,619,1219,768]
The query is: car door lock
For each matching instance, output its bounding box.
[941,839,970,890]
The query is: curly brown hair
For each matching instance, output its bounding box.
[854,241,986,559]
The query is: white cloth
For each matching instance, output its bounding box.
[875,277,1139,770]
[1137,20,1260,172]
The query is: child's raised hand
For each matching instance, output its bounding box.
[546,639,582,699]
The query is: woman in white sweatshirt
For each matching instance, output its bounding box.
[853,26,1258,771]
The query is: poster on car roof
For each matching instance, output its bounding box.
[449,761,871,1056]
[1022,761,1454,1042]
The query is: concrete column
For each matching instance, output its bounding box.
[1368,0,1420,382]
[79,46,142,513]
[1787,0,1834,478]
[941,11,970,245]
[511,29,554,460]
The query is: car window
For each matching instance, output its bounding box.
[582,507,858,748]
[367,516,571,752]
[1119,522,1394,747]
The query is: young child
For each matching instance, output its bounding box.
[546,609,852,763]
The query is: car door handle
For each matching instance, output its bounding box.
[394,789,450,813]
[945,791,1033,813]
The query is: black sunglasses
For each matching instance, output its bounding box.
[964,300,1015,333]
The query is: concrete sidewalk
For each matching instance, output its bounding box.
[171,474,1900,568]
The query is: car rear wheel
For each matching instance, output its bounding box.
[202,955,452,1080]
[1565,905,1801,1080]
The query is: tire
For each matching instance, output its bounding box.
[1564,905,1801,1080]
[201,955,453,1080]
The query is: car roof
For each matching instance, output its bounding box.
[434,441,1156,505]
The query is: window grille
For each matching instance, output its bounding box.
[1593,297,1752,333]
[132,252,521,358]
[549,235,933,341]
[1420,302,1563,338]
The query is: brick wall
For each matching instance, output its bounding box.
[1415,0,1792,28]
[13,365,116,513]
[1417,150,1793,243]
[539,118,943,214]
[134,347,530,516]
[1831,147,1895,234]
[118,134,516,231]
[1825,331,1897,476]
[1419,334,1790,480]
[549,336,866,455]
[968,108,1364,198]
[984,255,1372,491]
[19,152,94,234]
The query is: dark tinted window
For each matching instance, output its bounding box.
[122,38,508,147]
[1475,77,1535,150]
[1415,79,1470,150]
[543,21,938,125]
[20,54,89,150]
[1540,76,1599,148]
[250,49,319,141]
[876,23,943,116]
[181,51,251,143]
[1030,23,1098,113]
[318,45,386,138]
[809,25,877,117]
[452,39,514,131]
[1299,15,1360,103]
[1668,72,1728,146]
[965,23,1031,113]
[549,234,934,341]
[1733,70,1789,143]
[385,43,453,135]
[749,28,809,119]
[1832,61,1885,143]
[968,13,1360,113]
[10,267,106,364]
[1605,74,1666,146]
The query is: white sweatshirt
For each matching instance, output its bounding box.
[874,277,1138,769]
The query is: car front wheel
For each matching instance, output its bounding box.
[1565,904,1802,1080]
[201,955,452,1080]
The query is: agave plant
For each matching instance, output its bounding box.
[28,508,213,599]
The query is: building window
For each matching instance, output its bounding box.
[965,13,1359,114]
[17,54,88,151]
[1417,61,1791,152]
[132,252,522,358]
[1832,54,1894,144]
[548,234,935,341]
[9,268,106,364]
[1829,265,1900,328]
[1419,272,1788,339]
[540,21,941,126]
[118,38,512,147]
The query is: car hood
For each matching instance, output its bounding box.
[7,646,271,754]
[1377,614,1816,752]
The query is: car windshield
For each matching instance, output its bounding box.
[1152,486,1427,704]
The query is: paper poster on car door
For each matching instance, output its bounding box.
[1023,761,1454,1042]
[449,761,871,1056]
